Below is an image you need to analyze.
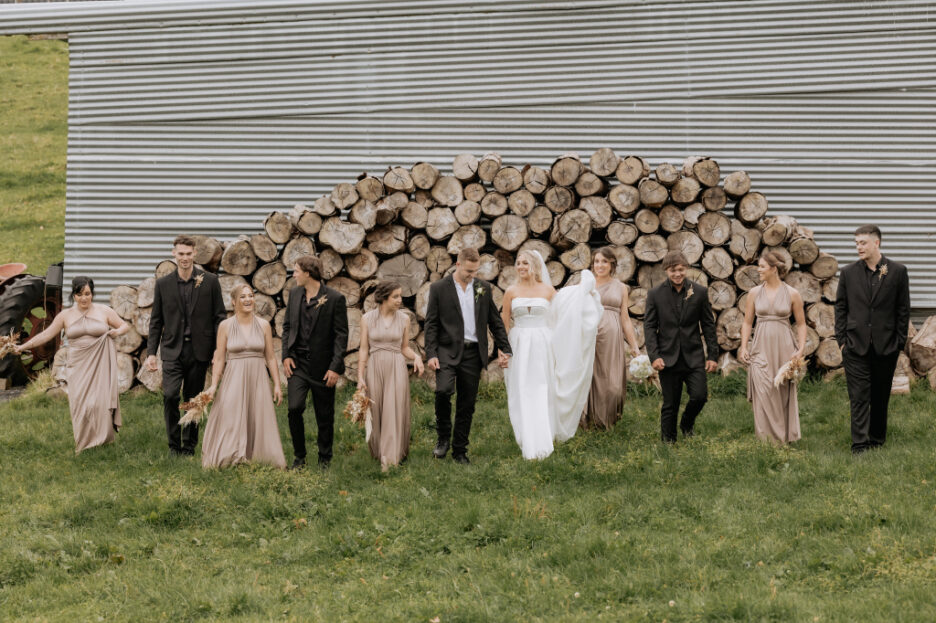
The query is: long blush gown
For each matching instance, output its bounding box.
[746,285,801,443]
[583,280,628,429]
[64,313,122,453]
[363,310,411,467]
[201,317,286,468]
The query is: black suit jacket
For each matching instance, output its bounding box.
[424,275,511,368]
[644,279,719,368]
[834,256,910,357]
[282,285,349,378]
[147,268,226,362]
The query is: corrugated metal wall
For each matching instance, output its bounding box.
[3,0,936,307]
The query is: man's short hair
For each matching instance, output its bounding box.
[854,224,882,241]
[173,234,197,248]
[295,255,322,281]
[662,250,689,270]
[457,248,480,263]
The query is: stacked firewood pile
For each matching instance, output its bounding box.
[52,150,933,394]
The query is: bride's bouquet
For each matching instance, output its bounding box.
[0,330,19,359]
[178,391,213,426]
[343,387,373,442]
[628,354,654,381]
[773,355,807,388]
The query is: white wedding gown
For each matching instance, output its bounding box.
[505,271,602,460]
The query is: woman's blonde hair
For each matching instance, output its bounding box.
[232,283,254,311]
[516,249,544,283]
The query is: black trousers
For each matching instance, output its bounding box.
[434,343,482,456]
[161,341,209,453]
[658,358,708,442]
[844,347,899,452]
[286,358,336,462]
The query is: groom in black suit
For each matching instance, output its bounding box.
[834,225,910,454]
[146,235,226,456]
[424,248,512,464]
[282,255,348,469]
[644,250,719,443]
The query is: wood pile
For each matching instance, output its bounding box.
[84,149,929,393]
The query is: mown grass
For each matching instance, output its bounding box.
[2,374,935,621]
[0,35,68,273]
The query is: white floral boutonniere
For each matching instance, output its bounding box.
[878,263,888,282]
[194,273,204,289]
[685,285,694,301]
[474,284,485,302]
[315,294,328,309]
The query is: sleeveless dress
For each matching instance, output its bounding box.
[746,285,801,443]
[201,317,286,468]
[64,312,121,453]
[583,280,627,429]
[363,309,411,467]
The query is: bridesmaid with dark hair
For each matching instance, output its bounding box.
[357,281,424,470]
[739,251,807,443]
[15,276,129,453]
[582,247,641,430]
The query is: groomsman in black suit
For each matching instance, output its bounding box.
[834,225,910,454]
[282,255,348,469]
[146,235,226,456]
[424,248,512,464]
[644,250,719,443]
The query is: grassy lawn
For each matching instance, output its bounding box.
[0,35,68,274]
[2,375,935,621]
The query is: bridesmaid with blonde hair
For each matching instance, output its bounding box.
[739,251,807,443]
[582,247,641,430]
[202,284,286,468]
[358,281,424,470]
[15,276,129,453]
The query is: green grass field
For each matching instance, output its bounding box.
[0,35,67,274]
[2,376,935,621]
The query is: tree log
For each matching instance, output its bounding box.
[426,247,453,275]
[249,233,279,263]
[687,268,709,287]
[477,254,500,282]
[507,190,536,217]
[192,235,223,271]
[411,162,440,190]
[491,214,529,251]
[367,225,407,256]
[133,306,152,337]
[252,261,287,296]
[376,254,428,297]
[729,220,762,263]
[281,277,297,306]
[398,201,429,230]
[527,205,554,235]
[590,147,620,177]
[155,260,177,278]
[683,203,706,228]
[560,243,591,272]
[575,171,606,197]
[383,167,414,194]
[406,234,431,261]
[667,230,705,264]
[700,186,727,213]
[822,275,838,303]
[670,177,701,206]
[325,276,360,307]
[634,209,660,234]
[785,270,821,304]
[638,178,668,209]
[735,192,768,225]
[115,353,136,394]
[431,176,464,207]
[807,301,836,338]
[816,338,843,368]
[519,239,554,262]
[522,165,551,194]
[607,221,639,246]
[544,186,575,214]
[659,204,684,233]
[809,252,839,280]
[734,265,761,292]
[448,225,487,255]
[708,280,737,311]
[908,316,936,373]
[313,195,338,217]
[413,189,435,208]
[789,237,820,265]
[221,239,258,276]
[634,235,668,262]
[580,196,613,228]
[464,183,486,203]
[114,325,142,354]
[349,199,378,231]
[493,166,523,194]
[609,184,640,217]
[628,286,647,316]
[281,235,316,269]
[637,264,667,290]
[426,208,459,241]
[346,249,379,281]
[480,191,508,218]
[289,205,323,236]
[110,285,138,320]
[550,154,584,187]
[318,248,343,280]
[697,212,731,246]
[684,156,721,188]
[723,171,751,199]
[546,261,566,287]
[452,200,480,225]
[616,155,649,185]
[355,175,385,202]
[415,282,432,320]
[654,163,680,187]
[717,307,744,351]
[760,215,797,246]
[478,153,503,183]
[452,153,479,182]
[252,292,276,322]
[613,246,637,282]
[345,307,362,351]
[331,182,359,210]
[498,266,519,290]
[319,218,365,255]
[264,211,294,244]
[701,247,734,280]
[550,210,591,248]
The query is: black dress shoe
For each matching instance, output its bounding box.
[169,448,184,458]
[680,427,695,438]
[290,457,306,470]
[661,436,677,445]
[318,458,331,469]
[433,440,450,459]
[452,453,470,465]
[181,448,196,456]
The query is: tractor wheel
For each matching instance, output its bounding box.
[0,275,57,386]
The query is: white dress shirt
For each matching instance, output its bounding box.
[454,277,478,343]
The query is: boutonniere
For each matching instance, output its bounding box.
[474,284,485,302]
[685,285,694,301]
[194,273,204,289]
[878,264,888,281]
[315,294,328,309]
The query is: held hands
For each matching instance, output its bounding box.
[497,350,511,369]
[323,370,340,388]
[427,357,440,371]
[651,358,665,371]
[145,354,159,372]
[283,357,295,378]
[705,360,718,373]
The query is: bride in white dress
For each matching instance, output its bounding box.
[501,250,602,459]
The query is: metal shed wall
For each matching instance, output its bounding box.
[3,0,936,307]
